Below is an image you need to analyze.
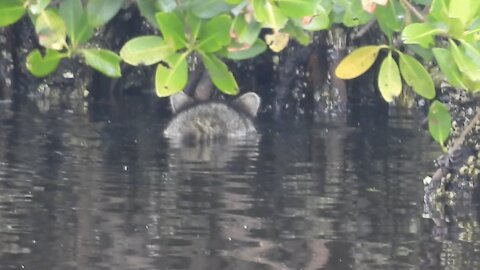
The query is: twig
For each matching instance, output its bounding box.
[424,106,479,226]
[400,0,426,22]
[450,106,480,153]
[352,20,376,40]
[428,106,480,186]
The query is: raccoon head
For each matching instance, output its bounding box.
[169,91,261,117]
[165,91,261,142]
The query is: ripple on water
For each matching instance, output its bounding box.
[1,100,476,270]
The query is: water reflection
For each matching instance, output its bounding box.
[0,98,478,270]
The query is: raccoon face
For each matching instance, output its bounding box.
[164,92,261,142]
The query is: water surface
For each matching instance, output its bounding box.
[0,98,478,270]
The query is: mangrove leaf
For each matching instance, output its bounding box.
[428,100,451,148]
[120,35,174,66]
[378,53,402,102]
[81,48,122,78]
[201,52,238,95]
[335,45,385,79]
[26,49,65,77]
[155,53,188,97]
[398,53,435,99]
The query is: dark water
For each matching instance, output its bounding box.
[0,97,478,270]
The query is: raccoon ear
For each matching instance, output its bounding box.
[170,91,194,113]
[234,92,261,117]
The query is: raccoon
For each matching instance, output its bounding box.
[164,91,261,142]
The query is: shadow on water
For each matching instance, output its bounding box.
[0,97,479,270]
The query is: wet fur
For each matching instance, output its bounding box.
[164,92,260,143]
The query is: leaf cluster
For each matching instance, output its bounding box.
[335,0,479,149]
[3,0,124,78]
[1,0,478,149]
[1,0,334,96]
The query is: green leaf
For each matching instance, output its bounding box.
[470,2,480,24]
[398,53,435,100]
[461,41,480,82]
[86,0,123,27]
[402,23,444,48]
[162,0,177,10]
[432,47,468,89]
[225,0,243,4]
[335,45,386,79]
[59,0,93,47]
[464,19,480,39]
[411,0,430,5]
[282,21,310,45]
[276,0,317,18]
[449,39,480,82]
[136,0,173,27]
[155,53,188,97]
[469,3,480,29]
[190,0,233,18]
[461,41,480,68]
[429,0,449,22]
[375,0,403,38]
[29,0,51,15]
[449,0,471,27]
[185,12,203,42]
[152,0,176,11]
[120,35,174,66]
[328,0,343,24]
[319,0,333,14]
[252,0,288,30]
[462,76,480,92]
[26,49,66,77]
[232,15,261,45]
[406,44,434,61]
[155,12,187,49]
[232,12,247,32]
[201,52,238,95]
[300,6,329,31]
[428,100,451,147]
[197,15,232,52]
[224,39,267,60]
[136,1,156,26]
[343,0,372,27]
[35,9,67,50]
[81,48,122,78]
[447,17,464,39]
[378,53,402,103]
[0,0,25,27]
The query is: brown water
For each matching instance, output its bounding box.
[0,97,478,270]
